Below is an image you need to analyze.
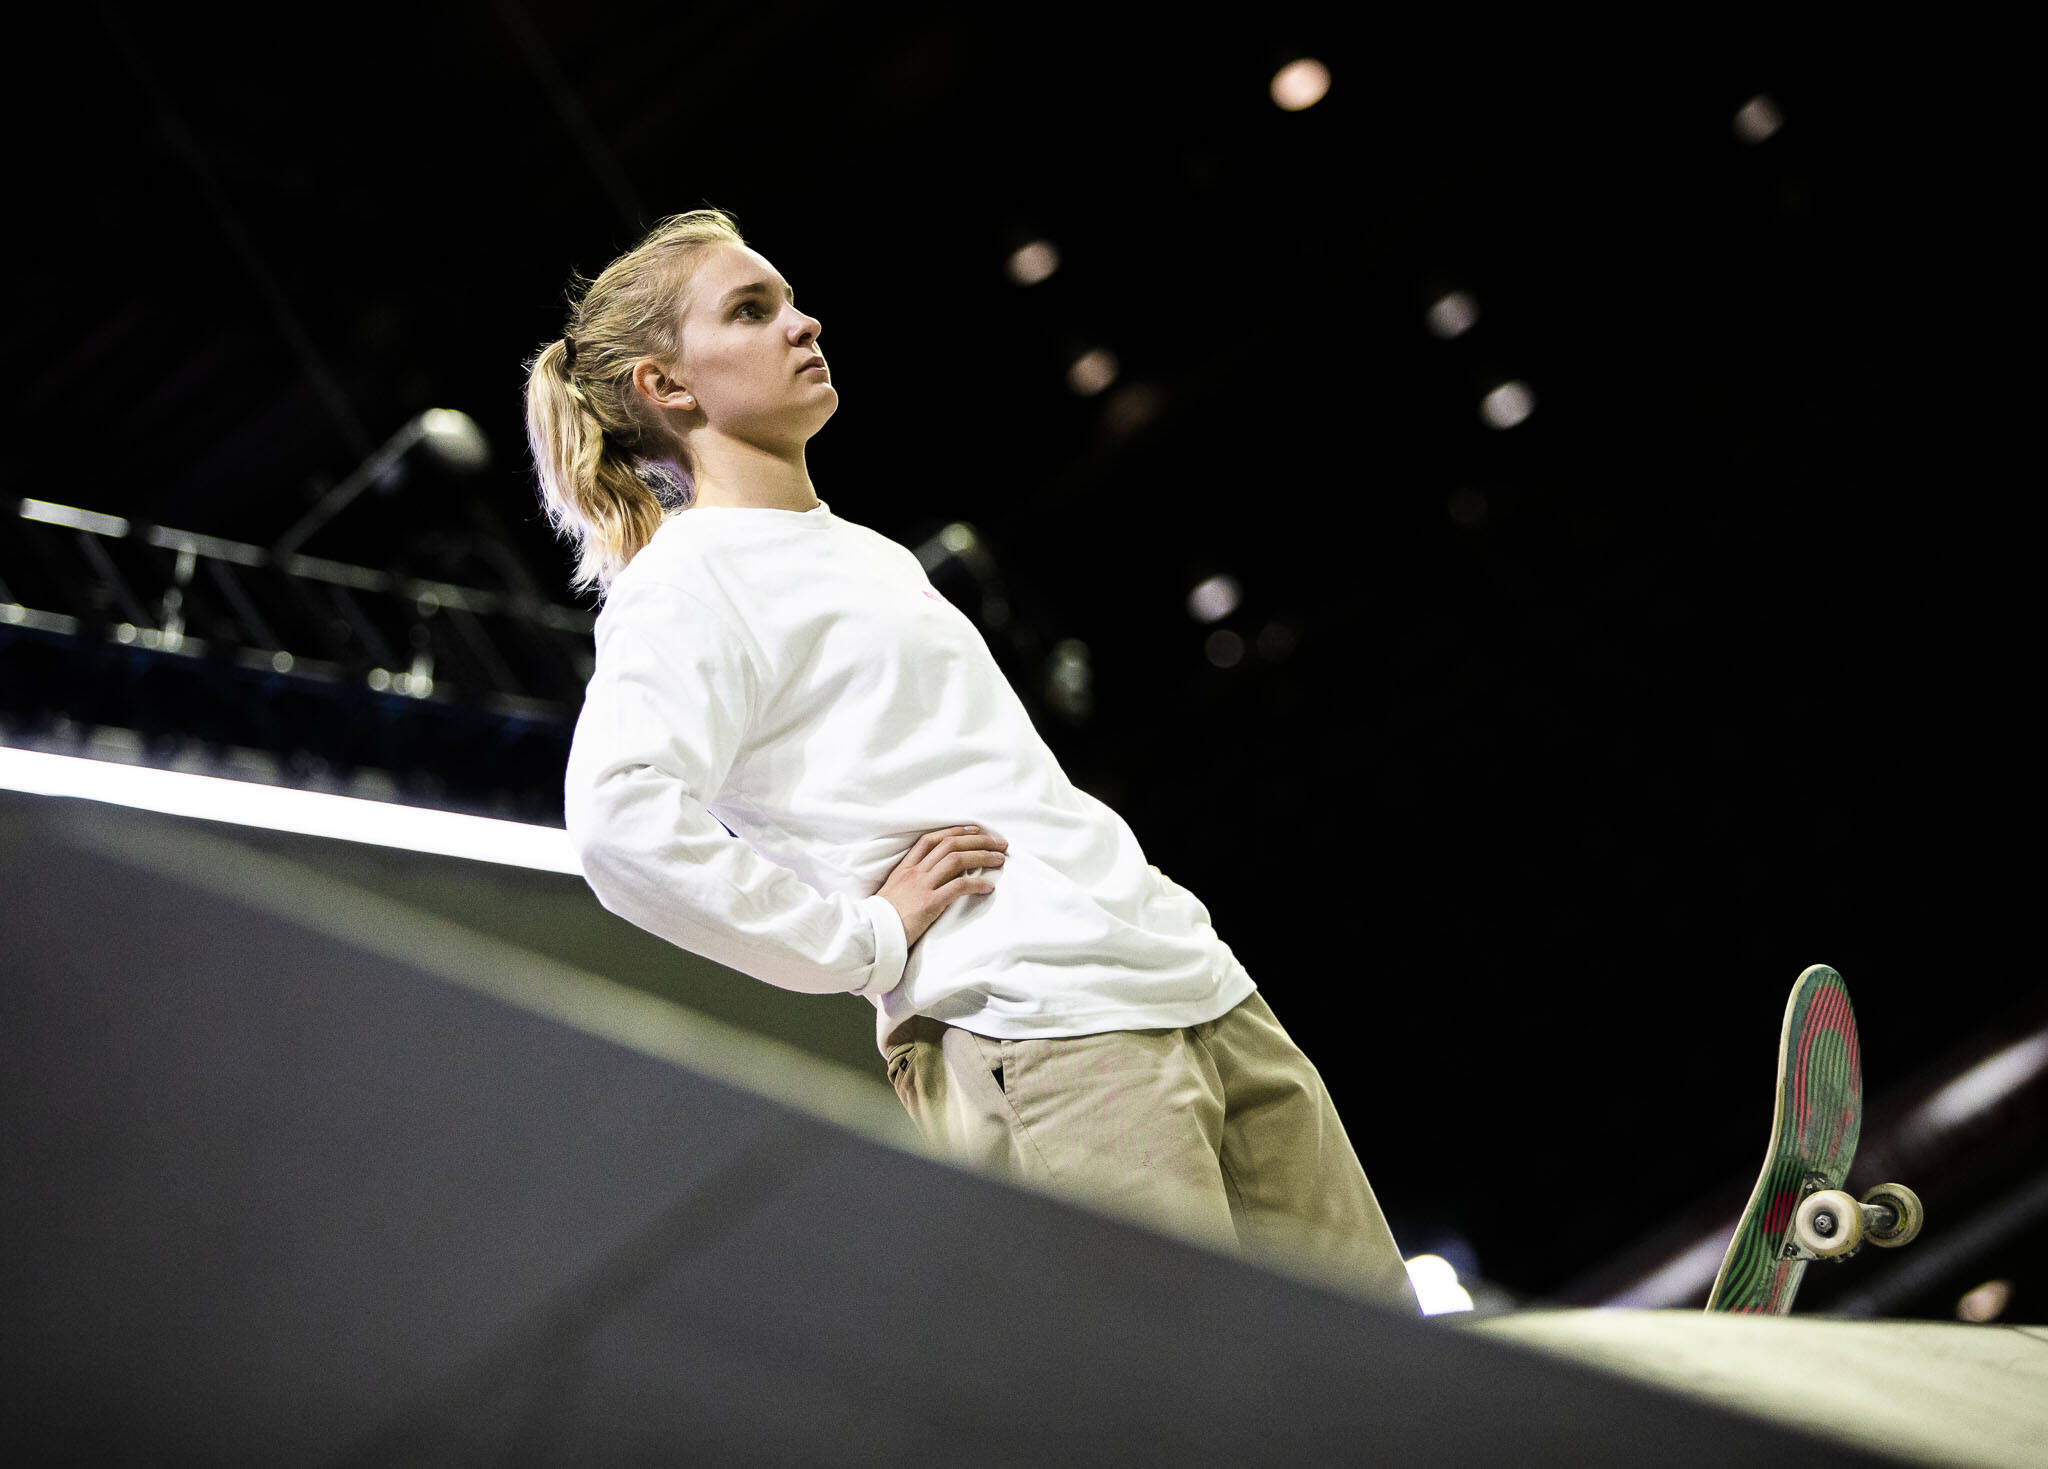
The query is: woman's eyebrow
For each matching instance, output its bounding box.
[717,279,795,311]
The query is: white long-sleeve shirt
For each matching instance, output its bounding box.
[562,498,1256,1058]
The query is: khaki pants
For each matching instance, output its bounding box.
[885,988,1419,1314]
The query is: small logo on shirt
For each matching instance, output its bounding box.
[922,587,945,602]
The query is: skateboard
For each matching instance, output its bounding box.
[1704,963,1923,1313]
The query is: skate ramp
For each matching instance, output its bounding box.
[3,790,1906,1465]
[1479,1310,2048,1469]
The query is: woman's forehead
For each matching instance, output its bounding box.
[695,242,784,295]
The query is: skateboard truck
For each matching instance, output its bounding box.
[1786,1182,1925,1261]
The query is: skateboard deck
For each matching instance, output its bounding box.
[1705,963,1865,1314]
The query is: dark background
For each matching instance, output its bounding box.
[6,7,2040,1310]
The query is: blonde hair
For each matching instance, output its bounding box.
[524,208,747,600]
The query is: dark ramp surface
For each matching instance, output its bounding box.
[0,792,1904,1465]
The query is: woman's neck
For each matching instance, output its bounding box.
[686,437,820,512]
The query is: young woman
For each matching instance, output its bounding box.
[526,208,1417,1312]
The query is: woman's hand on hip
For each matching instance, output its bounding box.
[876,825,1007,950]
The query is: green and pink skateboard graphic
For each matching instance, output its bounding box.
[1705,964,1924,1314]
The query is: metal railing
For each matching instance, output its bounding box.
[1,497,595,822]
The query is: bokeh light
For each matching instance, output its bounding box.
[1480,380,1535,429]
[1270,58,1331,112]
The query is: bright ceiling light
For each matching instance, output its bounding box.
[1481,380,1535,429]
[1427,291,1480,339]
[1187,573,1241,623]
[1067,348,1119,397]
[1007,240,1061,286]
[1270,58,1331,112]
[1734,94,1784,144]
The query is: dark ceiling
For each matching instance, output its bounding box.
[10,10,2041,1304]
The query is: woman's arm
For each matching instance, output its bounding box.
[566,587,908,998]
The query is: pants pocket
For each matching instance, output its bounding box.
[886,1037,947,1154]
[885,1038,917,1095]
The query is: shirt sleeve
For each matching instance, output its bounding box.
[563,578,908,999]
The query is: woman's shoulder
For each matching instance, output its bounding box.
[612,512,705,584]
[598,526,732,628]
[821,510,921,563]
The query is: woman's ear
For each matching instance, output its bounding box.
[632,358,696,413]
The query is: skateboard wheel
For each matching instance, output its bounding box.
[1794,1189,1864,1258]
[1861,1183,1924,1248]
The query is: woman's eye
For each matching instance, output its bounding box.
[737,302,765,319]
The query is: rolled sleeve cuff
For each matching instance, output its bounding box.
[854,894,908,997]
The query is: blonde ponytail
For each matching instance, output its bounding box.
[523,208,747,601]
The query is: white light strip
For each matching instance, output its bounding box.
[19,498,131,537]
[1911,1031,2048,1135]
[284,554,390,591]
[0,746,581,874]
[1602,1231,1730,1309]
[2,603,80,635]
[144,523,269,567]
